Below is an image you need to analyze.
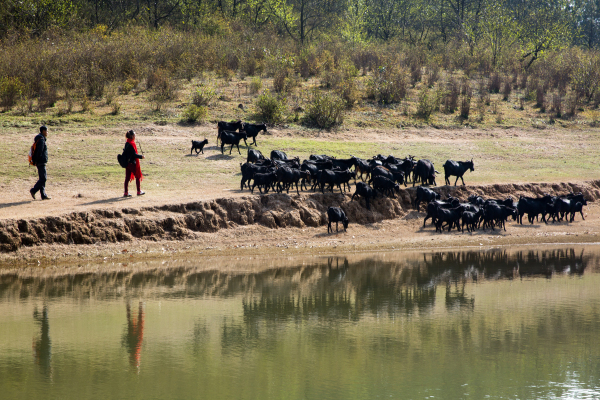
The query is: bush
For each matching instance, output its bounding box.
[443,78,459,113]
[0,77,25,110]
[460,88,473,119]
[304,91,345,128]
[249,77,262,94]
[120,78,139,95]
[255,90,285,123]
[183,104,207,123]
[502,81,512,101]
[37,80,58,112]
[111,101,122,115]
[192,85,216,106]
[367,66,408,104]
[488,73,501,93]
[273,67,298,93]
[415,88,441,120]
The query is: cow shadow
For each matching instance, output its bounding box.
[0,201,31,209]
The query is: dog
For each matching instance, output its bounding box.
[191,139,209,155]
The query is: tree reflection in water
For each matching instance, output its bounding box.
[32,305,51,379]
[122,302,145,371]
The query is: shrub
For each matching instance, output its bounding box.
[367,66,408,104]
[488,73,501,93]
[460,87,473,119]
[415,88,441,120]
[255,90,285,123]
[304,91,345,129]
[502,81,512,101]
[37,80,58,112]
[273,67,298,93]
[249,77,262,94]
[443,78,459,113]
[120,78,139,95]
[81,96,92,112]
[183,104,207,123]
[192,85,216,106]
[551,92,562,117]
[536,84,545,108]
[111,101,122,115]
[148,69,178,103]
[0,77,25,110]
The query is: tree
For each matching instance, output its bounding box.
[477,0,520,66]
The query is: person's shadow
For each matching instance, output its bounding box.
[33,306,52,379]
[79,197,132,206]
[0,201,31,209]
[122,302,145,371]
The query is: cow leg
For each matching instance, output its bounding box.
[445,175,450,185]
[328,222,331,233]
[336,221,339,233]
[237,144,242,155]
[221,144,225,154]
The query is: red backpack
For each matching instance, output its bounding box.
[28,138,40,166]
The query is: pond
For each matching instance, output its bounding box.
[1,247,599,399]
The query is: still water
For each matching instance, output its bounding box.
[1,247,599,400]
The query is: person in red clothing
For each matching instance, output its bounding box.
[123,130,145,197]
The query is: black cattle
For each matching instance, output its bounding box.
[309,154,332,162]
[351,182,376,210]
[240,163,274,190]
[220,131,248,155]
[461,210,481,233]
[331,158,355,171]
[570,202,585,222]
[247,149,266,163]
[423,199,461,227]
[517,196,552,224]
[372,176,400,197]
[443,159,474,186]
[250,171,277,194]
[300,160,333,190]
[242,123,267,146]
[482,203,516,231]
[270,150,288,161]
[370,166,405,186]
[327,207,349,233]
[468,195,484,206]
[414,186,440,211]
[217,120,243,145]
[274,158,301,169]
[413,159,436,186]
[275,167,310,195]
[351,157,371,181]
[319,169,355,193]
[191,139,209,155]
[435,206,465,233]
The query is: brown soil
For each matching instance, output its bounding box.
[1,180,600,266]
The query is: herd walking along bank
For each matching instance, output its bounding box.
[5,119,596,253]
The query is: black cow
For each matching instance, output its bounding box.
[271,150,288,161]
[372,176,400,197]
[414,186,440,210]
[517,196,552,224]
[443,159,474,186]
[275,167,310,195]
[327,207,349,233]
[247,149,266,163]
[242,123,267,146]
[240,163,273,190]
[191,139,209,154]
[250,171,277,194]
[309,154,332,162]
[370,166,405,186]
[461,210,481,233]
[423,199,460,227]
[351,182,376,210]
[331,158,355,171]
[351,157,371,181]
[435,206,465,233]
[413,159,436,186]
[319,169,355,193]
[217,120,243,145]
[220,131,248,155]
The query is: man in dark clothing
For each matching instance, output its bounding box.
[30,126,51,200]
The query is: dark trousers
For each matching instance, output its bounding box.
[32,164,47,198]
[124,164,141,194]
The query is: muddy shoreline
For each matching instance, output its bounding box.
[1,180,599,267]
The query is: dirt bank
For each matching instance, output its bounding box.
[1,180,599,259]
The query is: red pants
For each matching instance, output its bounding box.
[124,164,141,194]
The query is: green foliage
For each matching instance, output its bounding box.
[367,65,408,104]
[415,88,440,120]
[192,85,216,106]
[0,77,25,110]
[255,90,286,123]
[304,90,345,128]
[183,104,207,123]
[249,77,262,94]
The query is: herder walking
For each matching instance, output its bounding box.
[29,126,51,200]
[123,130,145,197]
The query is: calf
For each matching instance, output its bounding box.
[461,210,481,233]
[242,122,267,146]
[327,207,349,233]
[570,202,585,222]
[247,149,266,163]
[191,139,209,155]
[351,182,376,210]
[250,171,277,194]
[217,120,243,145]
[414,186,440,211]
[435,206,465,233]
[220,131,248,155]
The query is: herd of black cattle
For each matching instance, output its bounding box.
[196,121,589,234]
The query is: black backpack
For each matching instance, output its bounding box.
[117,143,130,168]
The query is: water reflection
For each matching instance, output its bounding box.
[122,302,145,371]
[32,306,51,379]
